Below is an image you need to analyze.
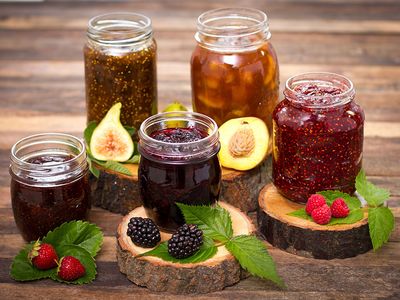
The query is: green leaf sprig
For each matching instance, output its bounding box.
[288,169,394,251]
[141,203,285,287]
[10,221,103,284]
[84,121,140,178]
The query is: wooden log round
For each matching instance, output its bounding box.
[257,184,372,260]
[116,202,254,294]
[90,156,272,214]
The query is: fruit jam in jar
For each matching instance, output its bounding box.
[272,72,364,203]
[191,8,279,131]
[10,134,90,241]
[138,112,221,231]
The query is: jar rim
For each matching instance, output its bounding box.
[284,72,355,108]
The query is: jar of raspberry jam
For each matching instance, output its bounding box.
[10,133,90,241]
[138,112,221,231]
[272,72,364,203]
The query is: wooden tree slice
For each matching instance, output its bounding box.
[90,156,272,214]
[116,202,255,294]
[257,184,372,260]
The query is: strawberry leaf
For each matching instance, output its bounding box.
[327,209,364,225]
[368,207,395,251]
[356,170,390,207]
[288,208,312,221]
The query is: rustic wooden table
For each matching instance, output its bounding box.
[1,1,399,299]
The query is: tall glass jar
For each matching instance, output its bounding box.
[191,8,279,132]
[84,13,157,130]
[138,112,221,231]
[272,72,364,203]
[10,133,90,241]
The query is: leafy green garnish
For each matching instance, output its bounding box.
[176,203,233,242]
[226,235,285,287]
[368,207,395,251]
[288,208,312,221]
[317,190,361,210]
[140,236,217,264]
[327,209,364,226]
[356,170,390,207]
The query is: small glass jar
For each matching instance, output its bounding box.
[272,72,364,203]
[191,8,279,131]
[10,133,90,241]
[138,112,221,231]
[84,13,157,130]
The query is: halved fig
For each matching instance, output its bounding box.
[90,103,134,162]
[219,117,269,171]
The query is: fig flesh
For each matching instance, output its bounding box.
[90,103,134,162]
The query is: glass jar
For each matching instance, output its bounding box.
[191,8,279,132]
[138,112,221,231]
[10,133,90,241]
[272,72,364,203]
[84,13,157,130]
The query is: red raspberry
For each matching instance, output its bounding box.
[331,198,350,218]
[311,204,331,225]
[305,194,326,215]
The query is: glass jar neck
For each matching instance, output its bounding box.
[195,8,271,52]
[284,72,355,109]
[10,133,88,186]
[87,12,153,46]
[138,112,220,163]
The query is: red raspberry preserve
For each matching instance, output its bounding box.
[10,133,90,241]
[138,112,221,232]
[272,72,364,203]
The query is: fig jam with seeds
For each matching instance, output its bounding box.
[138,112,221,232]
[10,134,90,241]
[272,73,364,203]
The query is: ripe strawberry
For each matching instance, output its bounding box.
[305,194,326,215]
[28,240,58,270]
[331,198,350,218]
[57,256,86,281]
[311,204,331,225]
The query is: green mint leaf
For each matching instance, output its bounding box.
[123,125,136,137]
[84,121,98,145]
[317,190,361,210]
[368,207,395,251]
[356,170,390,207]
[225,235,285,287]
[140,236,217,264]
[43,221,103,257]
[288,208,312,221]
[124,154,140,164]
[10,243,55,281]
[103,161,132,176]
[327,209,364,225]
[50,245,96,284]
[176,203,233,242]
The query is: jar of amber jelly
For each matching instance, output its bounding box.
[10,133,90,241]
[191,8,279,131]
[272,72,364,203]
[85,13,157,129]
[138,112,221,232]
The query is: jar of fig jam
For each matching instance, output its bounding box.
[273,72,364,203]
[138,112,221,231]
[10,133,90,241]
[84,13,157,129]
[191,8,279,131]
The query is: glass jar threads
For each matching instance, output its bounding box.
[138,112,221,231]
[84,13,157,130]
[191,8,279,131]
[10,133,90,241]
[272,72,364,203]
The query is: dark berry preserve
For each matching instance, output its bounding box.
[10,134,90,241]
[138,112,221,232]
[272,73,364,203]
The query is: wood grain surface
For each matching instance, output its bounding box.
[1,0,399,299]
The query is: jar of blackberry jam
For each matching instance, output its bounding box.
[138,112,221,231]
[10,133,90,241]
[272,72,364,203]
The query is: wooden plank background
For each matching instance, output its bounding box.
[0,0,399,299]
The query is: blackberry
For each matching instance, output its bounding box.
[168,224,203,259]
[126,217,161,248]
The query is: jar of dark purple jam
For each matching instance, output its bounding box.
[138,111,221,231]
[272,72,364,203]
[10,133,90,241]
